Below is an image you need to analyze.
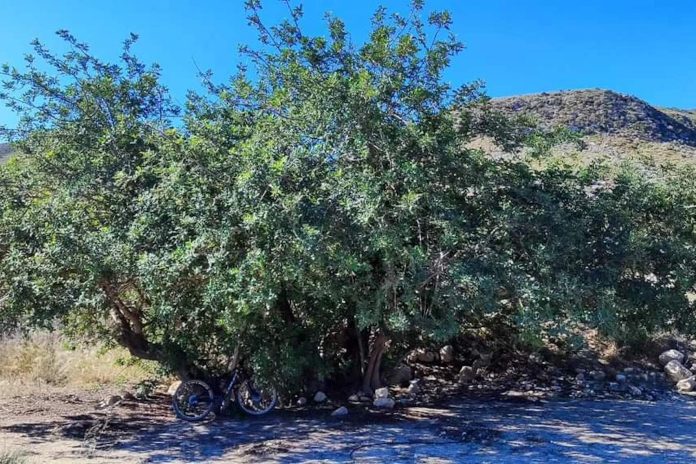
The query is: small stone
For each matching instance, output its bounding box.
[608,382,621,392]
[359,395,371,402]
[313,391,327,403]
[407,380,421,395]
[628,385,642,396]
[665,360,693,383]
[348,394,360,402]
[373,397,395,409]
[459,366,475,383]
[297,397,307,406]
[99,395,122,409]
[374,387,390,399]
[659,349,685,366]
[166,381,182,396]
[615,374,627,383]
[589,370,606,381]
[676,376,696,392]
[120,390,136,401]
[331,406,348,417]
[440,345,454,364]
[575,373,586,384]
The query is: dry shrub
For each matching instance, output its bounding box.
[0,331,153,389]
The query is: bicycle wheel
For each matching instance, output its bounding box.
[236,379,277,416]
[172,379,215,421]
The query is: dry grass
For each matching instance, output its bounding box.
[0,449,26,464]
[0,332,154,396]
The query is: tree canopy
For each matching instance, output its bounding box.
[1,1,695,391]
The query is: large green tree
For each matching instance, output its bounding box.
[2,2,695,391]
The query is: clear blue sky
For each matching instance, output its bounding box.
[1,0,695,128]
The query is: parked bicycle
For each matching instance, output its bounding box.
[172,347,277,421]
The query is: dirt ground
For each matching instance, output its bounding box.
[2,387,696,463]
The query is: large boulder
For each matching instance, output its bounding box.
[665,360,692,383]
[659,349,685,366]
[440,345,454,364]
[386,364,412,386]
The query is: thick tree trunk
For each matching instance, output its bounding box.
[362,331,387,395]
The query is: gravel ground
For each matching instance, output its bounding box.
[2,390,696,463]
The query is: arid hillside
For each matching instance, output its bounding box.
[489,89,696,165]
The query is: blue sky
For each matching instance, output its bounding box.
[1,0,695,128]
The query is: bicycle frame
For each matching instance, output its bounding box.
[220,369,240,411]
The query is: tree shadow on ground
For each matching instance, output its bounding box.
[4,395,696,463]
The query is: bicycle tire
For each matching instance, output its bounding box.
[172,379,215,421]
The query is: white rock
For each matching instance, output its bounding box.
[373,397,395,409]
[331,406,348,416]
[348,394,360,402]
[659,349,685,366]
[374,387,390,399]
[313,391,327,403]
[167,381,182,396]
[297,397,307,406]
[440,345,454,364]
[407,380,421,395]
[665,360,693,383]
[677,376,696,392]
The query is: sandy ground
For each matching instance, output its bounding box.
[2,389,696,463]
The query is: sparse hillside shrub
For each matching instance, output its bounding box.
[1,1,695,391]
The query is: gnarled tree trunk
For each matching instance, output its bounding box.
[362,331,388,395]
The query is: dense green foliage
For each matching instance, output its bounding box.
[1,2,695,390]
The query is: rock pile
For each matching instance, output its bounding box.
[659,349,696,393]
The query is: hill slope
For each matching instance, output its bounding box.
[487,89,696,165]
[491,89,696,146]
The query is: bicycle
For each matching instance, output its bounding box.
[172,348,277,421]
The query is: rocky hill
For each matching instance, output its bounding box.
[486,89,696,165]
[491,89,696,146]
